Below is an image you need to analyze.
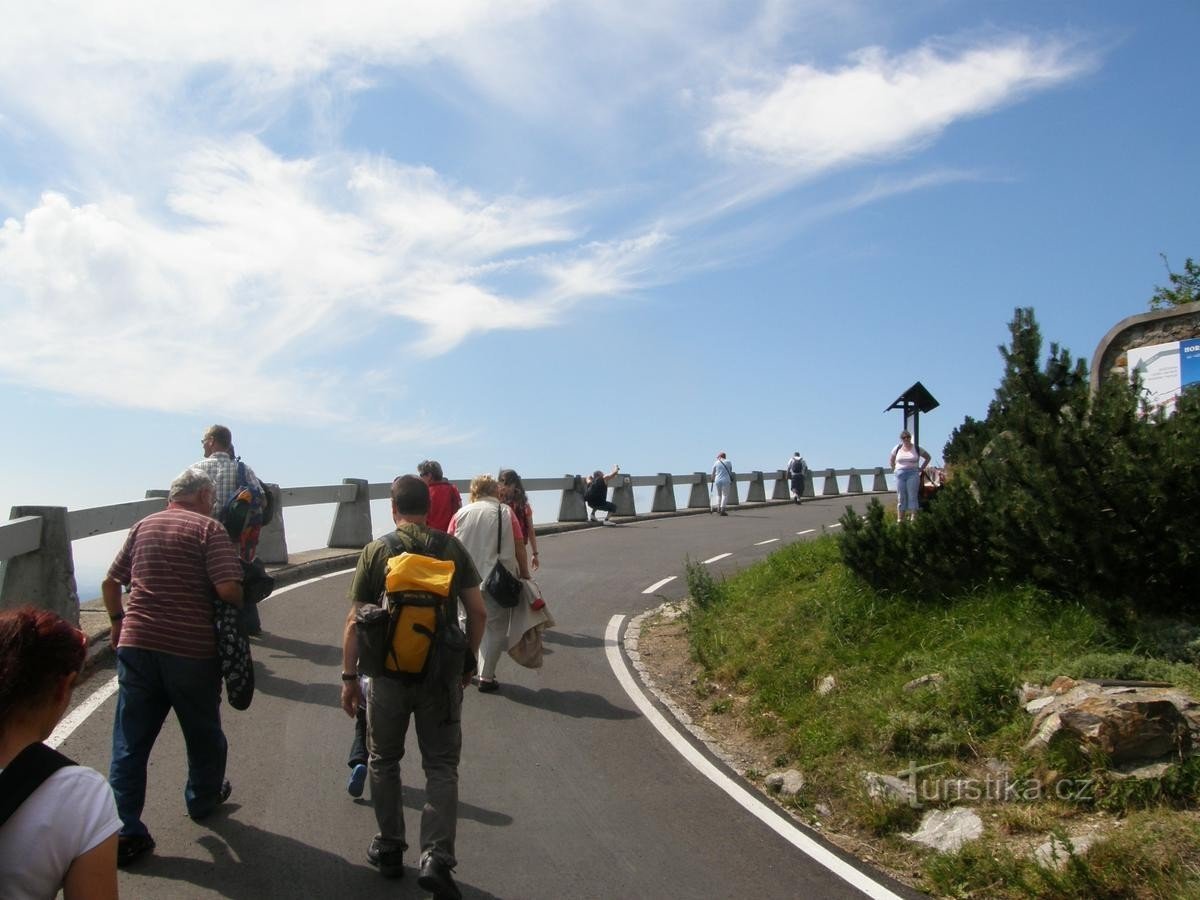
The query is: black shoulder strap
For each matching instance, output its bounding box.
[383,528,448,559]
[0,742,75,828]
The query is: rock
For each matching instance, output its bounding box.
[1032,834,1099,870]
[1113,761,1173,780]
[814,802,832,818]
[1025,695,1056,714]
[1050,675,1080,694]
[903,673,945,693]
[1020,682,1048,702]
[816,675,837,696]
[1025,686,1193,764]
[904,808,984,853]
[765,769,805,796]
[863,772,916,806]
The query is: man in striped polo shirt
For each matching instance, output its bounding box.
[101,468,244,867]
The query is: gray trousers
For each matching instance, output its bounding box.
[367,676,463,865]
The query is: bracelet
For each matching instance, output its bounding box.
[340,673,358,682]
[109,613,125,622]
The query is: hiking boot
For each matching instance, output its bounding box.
[348,763,368,798]
[367,837,404,878]
[418,852,462,900]
[117,833,155,868]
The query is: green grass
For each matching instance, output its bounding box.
[683,535,1200,897]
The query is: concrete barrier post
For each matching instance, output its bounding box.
[846,469,863,494]
[651,473,676,513]
[821,468,841,496]
[771,470,790,500]
[328,478,373,549]
[873,468,889,492]
[802,473,815,498]
[611,475,636,517]
[687,473,710,509]
[746,471,766,503]
[727,474,741,507]
[558,475,587,522]
[257,484,289,564]
[0,507,79,623]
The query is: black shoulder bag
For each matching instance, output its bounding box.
[483,505,523,608]
[0,743,75,828]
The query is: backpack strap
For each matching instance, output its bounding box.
[0,742,75,829]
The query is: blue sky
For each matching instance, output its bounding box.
[2,1,1198,585]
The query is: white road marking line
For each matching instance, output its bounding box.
[51,567,357,748]
[605,616,904,900]
[796,529,816,536]
[703,553,732,564]
[754,538,780,546]
[643,576,678,594]
[828,523,842,529]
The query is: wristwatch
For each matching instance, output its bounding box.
[340,672,358,682]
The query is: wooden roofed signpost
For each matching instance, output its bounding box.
[886,381,939,460]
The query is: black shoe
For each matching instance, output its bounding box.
[367,837,404,878]
[190,779,232,820]
[478,677,500,694]
[418,852,461,900]
[117,833,155,868]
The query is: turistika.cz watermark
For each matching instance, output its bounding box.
[896,760,1094,808]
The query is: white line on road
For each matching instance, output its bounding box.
[605,616,905,900]
[642,576,678,594]
[51,567,357,749]
[796,529,815,536]
[754,538,780,546]
[828,523,842,529]
[703,553,732,564]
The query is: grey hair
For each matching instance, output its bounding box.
[170,467,214,502]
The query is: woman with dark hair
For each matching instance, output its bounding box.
[498,469,539,571]
[0,607,120,899]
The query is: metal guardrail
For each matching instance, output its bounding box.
[1,466,892,618]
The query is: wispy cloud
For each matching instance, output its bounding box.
[704,36,1094,174]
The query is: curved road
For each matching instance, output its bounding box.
[55,498,922,899]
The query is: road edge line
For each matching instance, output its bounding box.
[605,614,907,900]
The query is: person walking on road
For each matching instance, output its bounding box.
[450,475,532,694]
[340,475,486,898]
[786,452,809,504]
[191,424,267,635]
[711,452,734,516]
[0,607,121,900]
[583,465,620,523]
[498,468,539,570]
[889,430,931,523]
[101,468,243,867]
[419,460,462,533]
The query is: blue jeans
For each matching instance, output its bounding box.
[896,468,920,512]
[109,646,227,836]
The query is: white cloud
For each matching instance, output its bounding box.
[705,37,1093,173]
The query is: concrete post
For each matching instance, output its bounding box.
[558,475,587,522]
[846,469,863,494]
[771,470,790,500]
[802,474,815,498]
[328,478,373,549]
[611,474,636,517]
[727,475,741,507]
[821,468,841,496]
[651,473,677,513]
[257,484,289,564]
[0,507,79,623]
[687,473,710,509]
[873,468,889,492]
[746,471,766,503]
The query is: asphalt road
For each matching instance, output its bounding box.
[56,497,924,899]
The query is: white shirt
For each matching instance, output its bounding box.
[0,765,120,899]
[450,498,519,597]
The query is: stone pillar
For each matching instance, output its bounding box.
[771,470,790,500]
[746,471,766,503]
[558,476,587,522]
[727,475,741,507]
[651,473,676,513]
[687,473,710,509]
[802,474,816,498]
[328,478,372,549]
[0,507,79,623]
[257,484,289,564]
[873,468,889,492]
[846,469,863,494]
[611,475,636,517]
[821,469,841,496]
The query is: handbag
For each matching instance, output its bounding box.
[484,505,522,608]
[214,599,254,710]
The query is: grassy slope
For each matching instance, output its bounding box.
[684,536,1200,898]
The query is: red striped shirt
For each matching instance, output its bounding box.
[107,508,243,659]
